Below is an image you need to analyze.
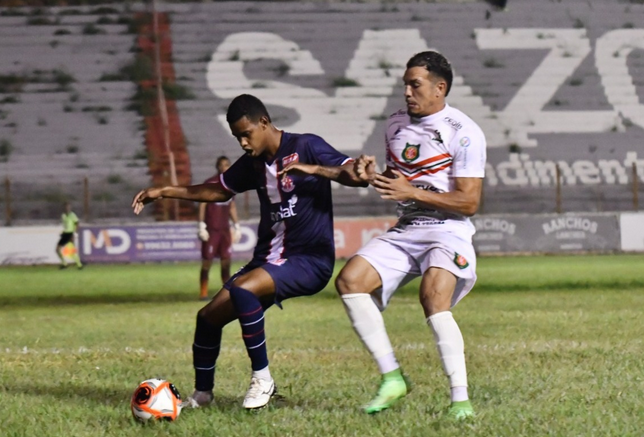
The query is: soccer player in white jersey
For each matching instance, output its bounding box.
[335,51,486,419]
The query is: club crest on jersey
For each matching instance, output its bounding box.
[453,253,469,269]
[281,175,295,192]
[402,143,420,163]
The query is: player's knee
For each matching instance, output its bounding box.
[196,306,210,323]
[419,288,451,316]
[335,269,360,295]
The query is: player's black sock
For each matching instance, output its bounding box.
[192,313,222,391]
[229,285,268,371]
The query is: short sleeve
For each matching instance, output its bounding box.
[220,155,259,194]
[306,135,352,167]
[384,118,396,168]
[451,129,486,178]
[70,212,79,222]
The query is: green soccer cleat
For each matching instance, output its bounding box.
[447,400,475,420]
[363,370,410,414]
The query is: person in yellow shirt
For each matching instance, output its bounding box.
[56,202,83,270]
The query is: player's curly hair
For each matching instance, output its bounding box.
[406,51,453,97]
[226,94,272,124]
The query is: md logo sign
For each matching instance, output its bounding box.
[82,228,132,256]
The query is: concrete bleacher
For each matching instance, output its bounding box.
[0,6,148,222]
[1,1,643,221]
[165,0,644,216]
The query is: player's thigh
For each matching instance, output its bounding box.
[201,238,216,261]
[336,255,382,295]
[419,267,458,317]
[230,265,276,301]
[216,231,232,260]
[198,287,237,327]
[262,254,334,304]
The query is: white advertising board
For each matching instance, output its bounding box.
[620,213,644,252]
[0,226,62,265]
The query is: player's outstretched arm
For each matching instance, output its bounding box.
[131,183,233,215]
[372,170,482,216]
[278,162,368,187]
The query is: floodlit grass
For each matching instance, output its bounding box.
[1,255,644,436]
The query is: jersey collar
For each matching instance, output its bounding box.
[410,103,450,124]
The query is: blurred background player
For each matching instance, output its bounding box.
[56,202,83,270]
[336,51,486,419]
[132,94,366,410]
[198,155,241,301]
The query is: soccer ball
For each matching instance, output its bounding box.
[130,378,183,422]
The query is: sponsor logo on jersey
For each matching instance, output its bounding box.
[431,130,445,145]
[402,143,421,163]
[281,175,295,192]
[444,117,463,130]
[460,137,471,148]
[453,253,469,269]
[270,195,298,222]
[282,153,299,167]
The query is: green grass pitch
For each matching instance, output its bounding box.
[1,254,644,437]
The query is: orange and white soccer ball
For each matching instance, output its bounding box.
[130,378,183,422]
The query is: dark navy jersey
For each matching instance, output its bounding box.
[220,132,351,263]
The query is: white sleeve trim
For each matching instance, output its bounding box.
[219,173,237,194]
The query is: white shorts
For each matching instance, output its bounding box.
[356,226,477,311]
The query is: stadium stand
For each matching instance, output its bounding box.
[1,0,643,221]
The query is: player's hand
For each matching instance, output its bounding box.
[277,162,319,177]
[231,223,242,243]
[131,188,162,215]
[355,155,377,183]
[198,222,209,242]
[371,169,416,201]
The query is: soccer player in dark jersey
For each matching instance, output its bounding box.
[198,156,240,301]
[132,94,366,410]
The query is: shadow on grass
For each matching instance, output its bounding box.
[2,381,133,406]
[0,292,203,308]
[3,278,643,309]
[1,380,243,412]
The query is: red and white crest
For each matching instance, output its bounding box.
[281,175,295,192]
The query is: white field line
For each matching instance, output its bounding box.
[1,339,640,357]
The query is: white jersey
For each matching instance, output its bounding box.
[384,103,486,240]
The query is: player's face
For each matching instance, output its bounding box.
[229,116,268,158]
[403,66,447,117]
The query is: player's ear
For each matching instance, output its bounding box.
[436,80,447,97]
[258,116,270,130]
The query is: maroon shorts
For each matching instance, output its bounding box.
[201,230,232,260]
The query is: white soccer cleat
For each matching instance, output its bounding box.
[183,390,214,408]
[242,377,276,409]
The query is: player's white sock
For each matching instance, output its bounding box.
[427,311,469,402]
[252,365,272,382]
[342,293,399,374]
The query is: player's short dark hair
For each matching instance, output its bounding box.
[226,94,272,124]
[406,51,453,97]
[215,155,229,168]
